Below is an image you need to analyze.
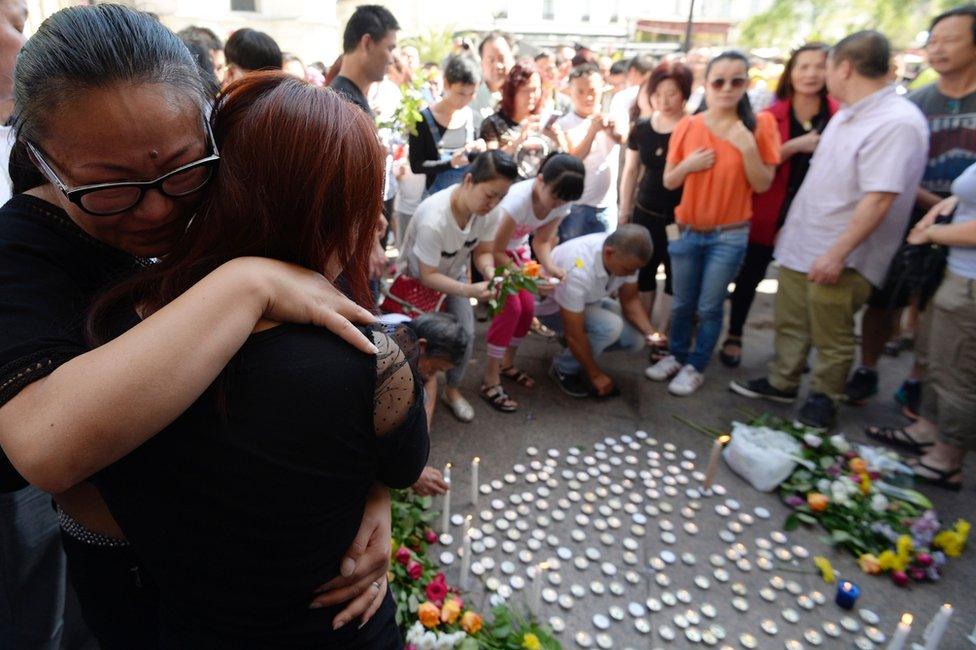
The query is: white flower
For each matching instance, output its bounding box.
[829,434,850,453]
[434,635,454,650]
[489,593,507,607]
[418,632,438,650]
[816,479,831,493]
[803,433,823,448]
[870,493,889,512]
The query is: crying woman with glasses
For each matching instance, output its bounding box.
[0,5,419,649]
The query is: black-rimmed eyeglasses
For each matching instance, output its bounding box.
[26,120,221,217]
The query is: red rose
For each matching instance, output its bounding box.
[395,546,411,566]
[424,529,438,544]
[407,561,423,580]
[908,566,927,582]
[425,578,448,604]
[916,553,934,568]
[891,570,909,587]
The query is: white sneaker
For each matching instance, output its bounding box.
[668,364,705,396]
[645,355,682,382]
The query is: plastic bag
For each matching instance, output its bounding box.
[722,421,803,492]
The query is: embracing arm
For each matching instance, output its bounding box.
[0,257,375,493]
[618,149,641,223]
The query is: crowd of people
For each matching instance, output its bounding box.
[1,1,975,648]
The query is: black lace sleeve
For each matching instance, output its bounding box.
[372,325,429,489]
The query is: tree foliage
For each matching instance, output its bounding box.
[401,26,460,66]
[738,0,961,50]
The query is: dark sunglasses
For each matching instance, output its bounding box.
[26,120,220,217]
[709,77,748,91]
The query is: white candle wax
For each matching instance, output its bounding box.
[440,463,452,535]
[459,525,472,590]
[470,457,480,505]
[922,603,953,650]
[530,562,549,617]
[886,613,912,650]
[702,435,730,490]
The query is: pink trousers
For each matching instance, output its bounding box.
[486,289,535,359]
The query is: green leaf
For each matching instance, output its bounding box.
[784,513,800,531]
[797,512,817,525]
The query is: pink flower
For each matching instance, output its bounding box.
[406,645,417,650]
[891,570,909,587]
[908,566,927,582]
[425,577,448,604]
[395,547,411,566]
[424,529,438,544]
[407,561,423,580]
[915,552,934,568]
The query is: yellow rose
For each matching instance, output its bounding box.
[813,556,836,583]
[896,535,914,559]
[934,519,971,557]
[440,598,461,625]
[858,553,881,574]
[849,457,868,474]
[878,550,897,571]
[417,601,440,629]
[522,632,541,650]
[460,611,483,635]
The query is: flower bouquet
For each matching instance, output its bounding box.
[742,413,971,586]
[486,262,544,318]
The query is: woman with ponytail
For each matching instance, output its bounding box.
[645,50,780,396]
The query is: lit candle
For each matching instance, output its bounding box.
[702,435,731,491]
[529,561,550,617]
[459,522,473,590]
[470,457,480,506]
[921,603,953,650]
[886,613,912,650]
[440,463,452,535]
[834,581,860,610]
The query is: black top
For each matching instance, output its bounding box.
[627,118,682,216]
[409,108,458,189]
[0,194,147,492]
[329,75,372,116]
[93,321,427,648]
[780,103,830,225]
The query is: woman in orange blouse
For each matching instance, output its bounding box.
[645,50,780,396]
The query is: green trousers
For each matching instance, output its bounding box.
[768,266,872,402]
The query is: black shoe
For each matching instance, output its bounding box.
[843,366,878,404]
[728,377,798,404]
[797,392,836,430]
[549,364,588,398]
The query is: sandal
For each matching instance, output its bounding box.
[908,459,963,492]
[530,318,556,338]
[479,384,518,412]
[865,425,934,454]
[501,365,535,388]
[719,337,742,368]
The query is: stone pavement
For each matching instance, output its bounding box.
[424,271,975,649]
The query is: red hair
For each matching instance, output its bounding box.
[88,71,382,343]
[500,60,542,119]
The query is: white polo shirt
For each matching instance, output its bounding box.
[774,85,928,287]
[536,233,638,315]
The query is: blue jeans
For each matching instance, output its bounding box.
[539,298,645,375]
[668,227,749,372]
[558,205,608,242]
[0,486,66,649]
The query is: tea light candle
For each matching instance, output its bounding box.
[921,603,952,650]
[886,613,912,650]
[459,523,473,590]
[702,435,731,491]
[834,581,859,610]
[440,463,452,535]
[470,457,480,506]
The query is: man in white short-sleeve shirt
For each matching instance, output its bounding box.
[730,31,928,430]
[537,226,659,398]
[557,64,624,242]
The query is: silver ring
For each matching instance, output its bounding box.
[370,580,381,591]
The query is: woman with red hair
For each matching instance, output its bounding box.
[84,72,427,647]
[479,60,544,155]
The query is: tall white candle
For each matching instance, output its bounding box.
[529,561,549,617]
[702,435,731,490]
[440,463,452,535]
[887,613,912,650]
[459,523,473,590]
[921,603,953,650]
[470,457,480,505]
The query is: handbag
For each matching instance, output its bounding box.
[379,273,446,317]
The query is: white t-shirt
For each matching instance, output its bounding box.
[497,178,570,252]
[556,111,618,208]
[401,187,499,281]
[536,233,638,316]
[609,85,639,128]
[0,127,12,205]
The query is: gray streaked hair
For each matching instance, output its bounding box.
[406,312,470,367]
[605,224,653,264]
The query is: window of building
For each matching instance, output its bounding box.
[231,0,257,11]
[542,0,554,20]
